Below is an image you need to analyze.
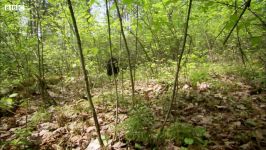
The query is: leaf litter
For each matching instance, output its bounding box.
[0,74,265,149]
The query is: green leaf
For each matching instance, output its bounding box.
[88,0,96,6]
[72,64,77,68]
[91,47,99,56]
[122,0,134,5]
[151,63,156,68]
[9,93,18,98]
[184,137,194,145]
[251,37,261,47]
[162,0,171,6]
[225,14,238,30]
[101,135,109,145]
[0,97,14,108]
[245,119,257,127]
[181,147,188,150]
[135,143,142,149]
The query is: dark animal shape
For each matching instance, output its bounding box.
[107,57,119,76]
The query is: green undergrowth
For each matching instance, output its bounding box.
[30,107,52,128]
[163,121,208,147]
[118,103,208,148]
[113,61,265,148]
[9,128,33,148]
[130,61,265,90]
[181,62,265,88]
[118,104,155,144]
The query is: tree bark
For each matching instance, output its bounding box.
[235,0,247,65]
[105,0,119,138]
[160,0,193,133]
[67,0,103,146]
[223,0,252,45]
[114,0,135,106]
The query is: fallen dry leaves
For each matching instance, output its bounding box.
[0,75,265,149]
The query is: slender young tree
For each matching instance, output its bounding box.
[223,0,252,44]
[235,0,247,65]
[35,1,45,102]
[133,5,139,81]
[67,0,104,146]
[34,0,55,105]
[160,0,193,132]
[114,0,135,105]
[105,0,119,138]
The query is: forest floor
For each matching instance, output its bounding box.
[0,67,266,150]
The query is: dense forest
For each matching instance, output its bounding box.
[0,0,265,149]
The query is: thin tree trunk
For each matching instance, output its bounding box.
[67,0,103,146]
[105,0,119,138]
[133,5,139,82]
[39,13,46,95]
[213,1,266,28]
[223,0,252,45]
[128,30,154,75]
[36,1,52,105]
[114,0,135,106]
[36,5,44,102]
[128,30,152,62]
[235,0,247,65]
[204,31,213,61]
[160,0,193,133]
[119,33,125,102]
[247,8,266,28]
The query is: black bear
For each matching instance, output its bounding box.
[106,57,119,76]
